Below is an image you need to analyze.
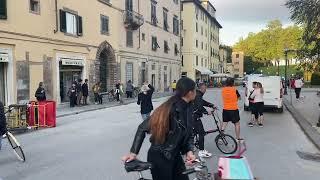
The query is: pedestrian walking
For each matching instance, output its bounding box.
[126,80,134,98]
[221,78,243,141]
[92,82,101,104]
[193,83,215,158]
[76,79,83,106]
[250,82,264,127]
[35,82,46,102]
[122,77,197,180]
[137,83,155,121]
[115,80,121,102]
[171,80,177,92]
[294,76,304,101]
[68,82,77,108]
[248,82,258,127]
[82,79,89,105]
[0,101,6,150]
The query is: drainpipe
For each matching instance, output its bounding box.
[54,0,58,33]
[138,0,141,49]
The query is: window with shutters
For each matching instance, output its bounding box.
[126,30,133,47]
[152,36,160,51]
[126,63,133,82]
[0,0,7,19]
[151,1,157,26]
[163,9,169,31]
[100,15,109,35]
[60,10,82,36]
[164,41,169,53]
[173,15,179,36]
[30,0,40,14]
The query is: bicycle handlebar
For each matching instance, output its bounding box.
[182,168,196,175]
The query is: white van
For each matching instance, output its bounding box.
[244,75,283,113]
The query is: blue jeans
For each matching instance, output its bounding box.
[141,112,151,121]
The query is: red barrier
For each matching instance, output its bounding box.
[28,101,56,128]
[45,101,56,127]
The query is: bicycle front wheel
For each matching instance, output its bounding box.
[215,134,237,154]
[6,132,26,162]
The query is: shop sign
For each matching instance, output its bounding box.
[0,53,9,63]
[61,58,84,66]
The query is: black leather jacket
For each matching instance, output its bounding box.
[130,98,194,160]
[193,90,214,120]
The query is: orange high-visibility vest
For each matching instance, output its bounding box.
[222,87,239,110]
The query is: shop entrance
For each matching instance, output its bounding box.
[0,63,7,105]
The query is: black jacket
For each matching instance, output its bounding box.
[130,98,194,160]
[137,84,155,114]
[193,90,213,120]
[76,83,82,94]
[35,87,46,101]
[82,83,89,96]
[0,101,7,136]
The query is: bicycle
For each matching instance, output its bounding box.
[124,159,152,180]
[194,108,238,154]
[1,108,26,162]
[107,89,117,102]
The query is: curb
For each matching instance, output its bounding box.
[284,99,320,151]
[56,95,170,118]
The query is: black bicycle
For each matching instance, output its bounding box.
[194,108,238,154]
[2,109,26,162]
[124,159,152,180]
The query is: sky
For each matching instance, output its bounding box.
[211,0,293,46]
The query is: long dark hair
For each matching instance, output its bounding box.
[150,77,196,144]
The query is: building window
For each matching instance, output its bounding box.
[151,74,156,87]
[181,20,183,30]
[30,0,40,14]
[181,38,183,46]
[163,9,169,31]
[201,42,203,50]
[196,23,198,32]
[60,10,83,36]
[236,54,240,58]
[152,36,160,51]
[125,0,133,11]
[100,15,109,35]
[126,30,133,47]
[173,0,179,4]
[196,56,199,66]
[174,43,179,56]
[205,16,207,24]
[151,1,157,26]
[164,41,170,53]
[205,44,207,50]
[152,64,155,70]
[142,33,145,41]
[182,55,184,66]
[201,58,203,66]
[205,29,207,37]
[205,59,207,67]
[201,26,203,35]
[196,40,198,48]
[164,66,167,71]
[0,0,7,19]
[126,63,133,82]
[173,15,179,35]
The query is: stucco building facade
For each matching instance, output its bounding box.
[232,51,244,78]
[181,0,221,81]
[0,0,181,105]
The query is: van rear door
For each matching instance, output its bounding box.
[257,76,281,108]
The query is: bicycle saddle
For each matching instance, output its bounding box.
[124,159,152,172]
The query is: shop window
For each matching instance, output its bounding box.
[152,36,160,51]
[0,0,7,19]
[126,30,133,47]
[60,10,83,36]
[126,63,133,82]
[163,9,169,31]
[100,15,109,35]
[30,0,40,14]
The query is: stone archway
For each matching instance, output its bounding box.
[95,41,117,91]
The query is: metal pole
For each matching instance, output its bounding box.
[284,51,288,95]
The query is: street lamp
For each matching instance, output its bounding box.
[284,48,296,95]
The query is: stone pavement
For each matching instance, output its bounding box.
[284,88,320,150]
[56,92,171,118]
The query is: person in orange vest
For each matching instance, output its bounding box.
[221,78,243,141]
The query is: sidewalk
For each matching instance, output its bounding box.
[56,92,171,118]
[284,89,320,150]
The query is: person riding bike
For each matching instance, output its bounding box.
[122,77,197,180]
[0,101,7,150]
[193,83,215,158]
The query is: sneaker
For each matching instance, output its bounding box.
[248,122,254,127]
[198,150,212,158]
[258,123,264,128]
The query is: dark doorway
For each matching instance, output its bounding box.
[99,50,108,92]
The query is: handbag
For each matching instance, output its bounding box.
[248,90,255,102]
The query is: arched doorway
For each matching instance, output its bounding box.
[96,41,117,91]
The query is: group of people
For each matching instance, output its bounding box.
[123,77,243,180]
[248,82,265,127]
[68,79,89,108]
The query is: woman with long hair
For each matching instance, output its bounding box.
[250,82,264,127]
[122,77,197,180]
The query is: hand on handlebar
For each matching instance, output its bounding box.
[122,153,137,163]
[185,151,196,166]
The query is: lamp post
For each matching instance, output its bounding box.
[284,49,288,95]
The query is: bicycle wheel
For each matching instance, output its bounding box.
[215,134,237,154]
[6,132,26,162]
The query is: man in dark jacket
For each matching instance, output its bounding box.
[137,83,155,121]
[35,82,46,101]
[0,101,7,150]
[76,79,83,106]
[82,79,89,105]
[193,83,215,158]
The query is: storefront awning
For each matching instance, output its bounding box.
[210,73,232,78]
[195,67,213,75]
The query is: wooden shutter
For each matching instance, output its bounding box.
[59,10,66,32]
[0,0,7,19]
[77,16,83,36]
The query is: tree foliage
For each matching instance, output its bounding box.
[233,20,303,63]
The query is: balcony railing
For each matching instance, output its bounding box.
[123,10,144,30]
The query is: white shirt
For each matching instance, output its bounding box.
[250,88,264,103]
[294,79,304,88]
